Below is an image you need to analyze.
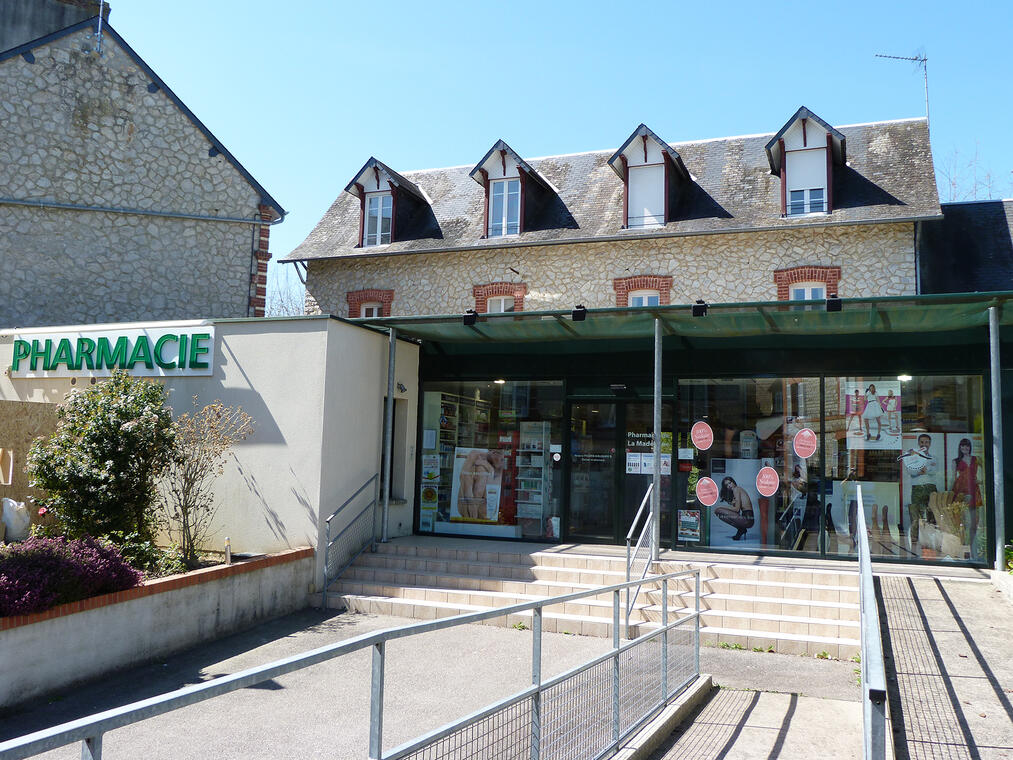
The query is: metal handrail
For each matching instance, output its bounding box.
[855,484,889,760]
[625,482,655,633]
[321,472,380,607]
[0,568,702,760]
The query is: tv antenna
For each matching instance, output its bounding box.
[875,53,929,126]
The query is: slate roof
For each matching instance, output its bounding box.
[284,118,940,262]
[919,200,1013,293]
[0,17,286,219]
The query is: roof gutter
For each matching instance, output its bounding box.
[0,197,285,226]
[283,213,944,263]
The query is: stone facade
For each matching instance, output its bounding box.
[0,25,277,327]
[305,222,916,317]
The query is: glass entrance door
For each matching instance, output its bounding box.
[622,403,674,544]
[568,402,618,541]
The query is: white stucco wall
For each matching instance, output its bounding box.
[0,317,420,585]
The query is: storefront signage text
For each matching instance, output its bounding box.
[9,327,216,378]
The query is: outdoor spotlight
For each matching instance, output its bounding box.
[826,294,842,312]
[463,309,477,326]
[572,304,587,321]
[692,299,708,317]
[396,382,407,393]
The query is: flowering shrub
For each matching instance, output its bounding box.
[0,536,143,617]
[27,370,174,540]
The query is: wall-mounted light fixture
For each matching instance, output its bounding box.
[692,300,708,317]
[826,294,842,312]
[572,305,587,322]
[463,309,477,326]
[396,382,407,393]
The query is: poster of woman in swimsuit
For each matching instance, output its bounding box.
[449,447,507,522]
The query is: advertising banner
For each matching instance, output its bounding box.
[843,381,901,450]
[708,459,762,548]
[449,447,507,522]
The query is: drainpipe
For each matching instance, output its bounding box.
[381,327,397,543]
[652,318,662,561]
[989,307,1006,570]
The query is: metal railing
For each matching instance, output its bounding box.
[0,569,702,760]
[625,482,654,633]
[321,472,380,607]
[855,484,889,760]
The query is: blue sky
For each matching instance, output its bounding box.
[109,0,1012,284]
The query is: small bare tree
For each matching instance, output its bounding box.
[161,398,254,567]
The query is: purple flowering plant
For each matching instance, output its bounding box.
[0,535,143,617]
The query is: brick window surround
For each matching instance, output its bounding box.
[347,289,394,317]
[773,266,841,300]
[473,282,527,313]
[613,275,673,307]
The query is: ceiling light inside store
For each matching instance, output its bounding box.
[898,374,912,382]
[494,379,506,384]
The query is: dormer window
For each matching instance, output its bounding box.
[765,107,845,218]
[344,157,434,248]
[607,124,689,230]
[470,140,561,239]
[489,179,520,236]
[364,193,392,246]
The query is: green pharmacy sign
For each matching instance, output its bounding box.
[9,326,215,378]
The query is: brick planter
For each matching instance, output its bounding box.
[0,547,314,708]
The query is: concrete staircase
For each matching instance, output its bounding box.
[325,540,861,660]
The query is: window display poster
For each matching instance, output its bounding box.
[422,429,437,451]
[626,452,641,474]
[944,433,984,505]
[828,480,903,554]
[708,459,762,549]
[448,447,507,522]
[843,381,902,450]
[678,509,701,541]
[899,433,944,516]
[421,454,440,482]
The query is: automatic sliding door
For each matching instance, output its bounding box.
[568,403,617,541]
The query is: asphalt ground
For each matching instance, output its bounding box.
[0,608,861,760]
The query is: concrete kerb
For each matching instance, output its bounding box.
[613,675,715,760]
[990,568,1013,604]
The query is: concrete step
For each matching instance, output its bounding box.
[646,588,861,620]
[373,542,630,573]
[655,560,859,588]
[641,603,860,640]
[344,562,633,590]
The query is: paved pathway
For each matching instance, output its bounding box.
[0,609,860,759]
[878,576,1013,760]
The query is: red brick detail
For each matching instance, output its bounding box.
[773,265,842,300]
[347,288,394,317]
[0,547,314,631]
[612,275,673,307]
[472,282,527,313]
[249,204,275,318]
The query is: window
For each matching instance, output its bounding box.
[629,290,660,307]
[789,283,825,302]
[788,188,826,216]
[486,296,515,313]
[364,193,392,246]
[489,179,520,237]
[361,302,383,318]
[627,164,665,228]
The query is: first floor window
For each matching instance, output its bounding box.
[364,193,392,246]
[361,302,383,318]
[489,179,520,236]
[486,296,515,313]
[788,188,826,216]
[789,282,825,310]
[629,290,660,307]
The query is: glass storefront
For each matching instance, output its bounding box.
[419,373,989,565]
[420,381,564,540]
[676,375,987,563]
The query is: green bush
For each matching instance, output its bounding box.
[103,532,187,578]
[26,370,174,541]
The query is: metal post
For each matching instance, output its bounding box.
[694,571,701,677]
[625,541,631,636]
[382,327,397,543]
[531,607,542,760]
[321,520,330,609]
[652,318,662,561]
[661,578,669,701]
[82,735,102,760]
[369,642,386,760]
[612,590,621,750]
[989,306,1006,570]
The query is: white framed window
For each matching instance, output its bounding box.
[789,282,825,311]
[486,296,515,313]
[627,164,665,228]
[361,302,383,318]
[489,179,520,237]
[788,188,826,216]
[629,290,660,307]
[364,193,393,246]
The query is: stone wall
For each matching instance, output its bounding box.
[305,222,916,317]
[0,26,268,327]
